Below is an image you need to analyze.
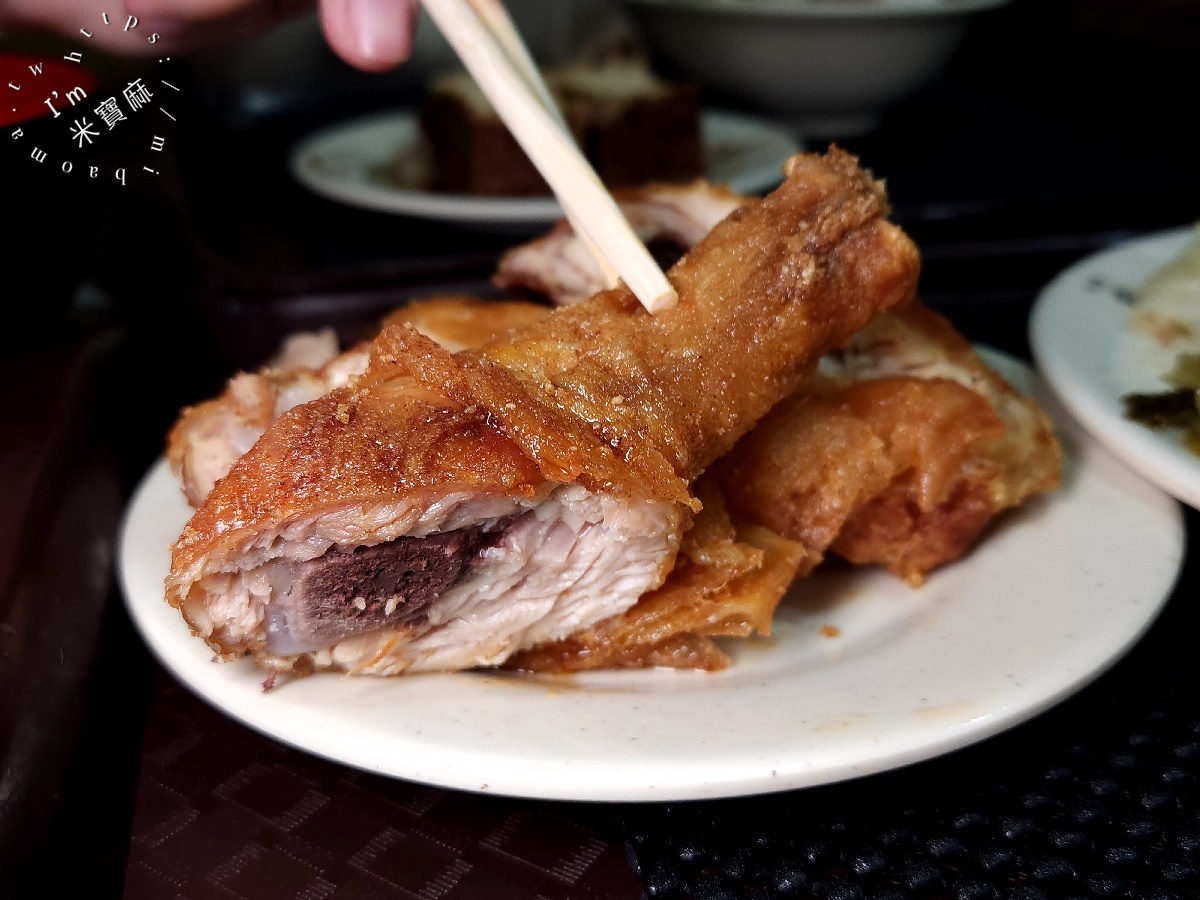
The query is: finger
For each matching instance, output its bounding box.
[320,0,417,72]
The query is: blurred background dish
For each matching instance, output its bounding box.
[407,0,615,72]
[289,107,801,229]
[620,0,1012,138]
[418,58,707,197]
[183,1,632,121]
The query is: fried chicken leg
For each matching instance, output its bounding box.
[165,149,919,676]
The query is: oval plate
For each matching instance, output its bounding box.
[119,353,1183,801]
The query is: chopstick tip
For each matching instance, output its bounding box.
[643,285,679,314]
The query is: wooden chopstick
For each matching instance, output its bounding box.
[465,0,559,126]
[421,0,677,313]
[464,0,621,291]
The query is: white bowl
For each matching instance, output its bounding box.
[621,0,1010,137]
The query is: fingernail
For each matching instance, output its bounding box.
[347,0,411,67]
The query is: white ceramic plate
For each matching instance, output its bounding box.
[118,354,1183,801]
[288,108,801,226]
[1031,227,1200,510]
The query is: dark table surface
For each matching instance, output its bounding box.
[3,1,1200,896]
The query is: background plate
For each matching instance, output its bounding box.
[1030,227,1200,509]
[288,108,802,226]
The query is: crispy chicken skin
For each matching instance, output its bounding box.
[382,296,553,354]
[165,149,920,675]
[479,149,921,483]
[712,374,1001,577]
[821,303,1061,582]
[713,302,1062,585]
[166,297,552,508]
[501,180,1061,588]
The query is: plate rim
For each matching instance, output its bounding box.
[287,106,802,224]
[119,351,1184,801]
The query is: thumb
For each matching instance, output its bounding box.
[320,0,417,71]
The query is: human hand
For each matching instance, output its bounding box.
[0,0,421,72]
[319,0,420,71]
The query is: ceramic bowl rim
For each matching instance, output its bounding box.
[621,0,1010,21]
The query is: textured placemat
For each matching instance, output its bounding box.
[0,334,128,896]
[123,674,642,900]
[125,504,1200,900]
[621,509,1200,900]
